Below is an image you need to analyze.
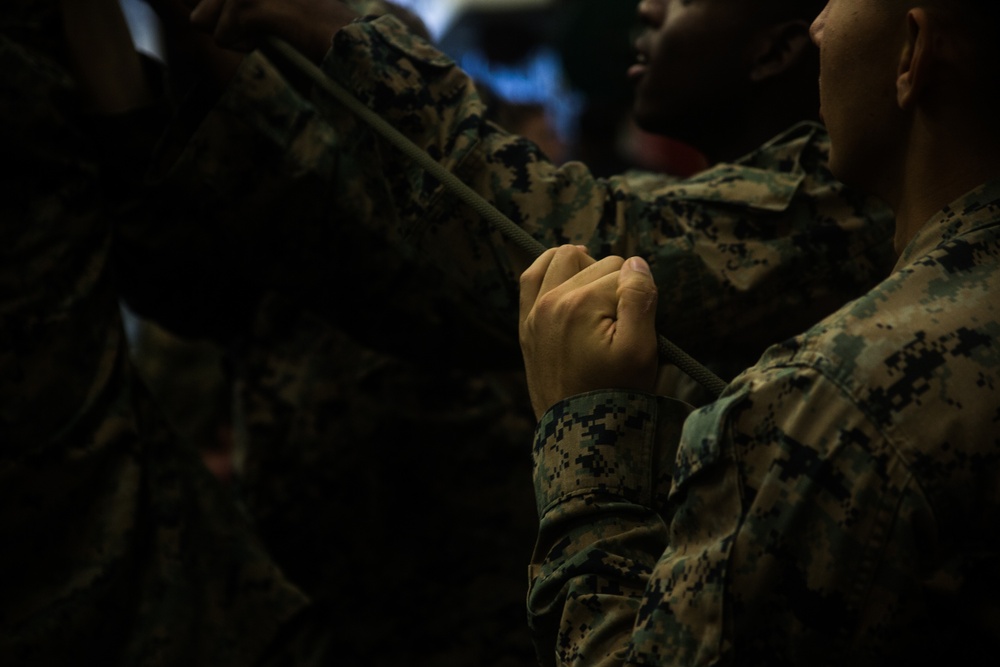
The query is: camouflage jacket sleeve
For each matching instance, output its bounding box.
[528,391,689,666]
[141,13,893,366]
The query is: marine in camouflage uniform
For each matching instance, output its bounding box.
[0,3,343,665]
[115,7,898,665]
[523,0,1000,662]
[527,180,1000,667]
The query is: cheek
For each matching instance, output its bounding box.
[819,70,868,178]
[649,17,717,81]
[825,96,900,190]
[650,36,730,102]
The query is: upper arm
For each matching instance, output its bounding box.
[630,365,918,665]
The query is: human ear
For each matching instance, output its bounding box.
[897,9,930,110]
[749,20,813,83]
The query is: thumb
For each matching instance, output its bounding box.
[615,257,658,347]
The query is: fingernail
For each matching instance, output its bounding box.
[628,257,651,275]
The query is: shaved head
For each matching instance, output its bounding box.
[758,0,828,22]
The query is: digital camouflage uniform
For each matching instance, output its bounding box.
[115,12,899,666]
[124,310,234,459]
[0,5,341,665]
[529,182,1000,666]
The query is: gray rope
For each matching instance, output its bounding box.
[262,36,728,398]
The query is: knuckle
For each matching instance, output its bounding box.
[556,290,590,318]
[599,255,626,271]
[519,268,537,290]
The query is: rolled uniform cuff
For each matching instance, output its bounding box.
[532,390,662,517]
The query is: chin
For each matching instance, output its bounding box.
[632,109,681,141]
[642,109,716,153]
[828,149,883,199]
[630,105,658,133]
[826,148,848,182]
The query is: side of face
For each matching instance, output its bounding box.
[810,0,909,192]
[629,0,760,143]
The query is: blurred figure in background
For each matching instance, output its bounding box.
[477,80,567,164]
[139,2,541,665]
[0,1,336,664]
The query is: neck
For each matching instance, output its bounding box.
[703,81,820,164]
[697,110,818,165]
[883,112,1000,254]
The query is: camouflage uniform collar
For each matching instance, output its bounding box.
[752,120,827,154]
[673,122,828,212]
[895,179,1000,271]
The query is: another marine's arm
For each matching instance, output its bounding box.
[121,6,894,366]
[317,13,895,357]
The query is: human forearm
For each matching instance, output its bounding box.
[152,13,895,366]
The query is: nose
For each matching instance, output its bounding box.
[810,4,828,46]
[636,0,665,27]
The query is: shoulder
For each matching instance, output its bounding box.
[754,221,1000,476]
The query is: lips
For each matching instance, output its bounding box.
[629,50,649,82]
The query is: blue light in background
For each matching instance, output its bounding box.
[459,45,582,146]
[116,0,582,149]
[119,0,164,60]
